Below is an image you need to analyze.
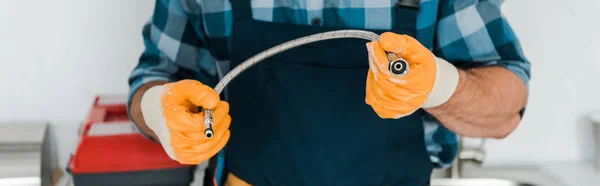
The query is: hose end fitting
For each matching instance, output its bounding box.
[205,129,214,139]
[389,59,408,77]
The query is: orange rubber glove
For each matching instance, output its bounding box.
[365,32,460,119]
[140,80,231,164]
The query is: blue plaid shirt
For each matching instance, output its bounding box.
[128,0,531,168]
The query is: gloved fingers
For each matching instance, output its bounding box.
[170,121,228,155]
[366,41,392,76]
[161,80,221,133]
[170,115,230,153]
[215,115,232,135]
[367,82,422,116]
[368,40,421,77]
[370,65,431,100]
[207,102,231,142]
[367,54,427,103]
[211,101,230,126]
[379,32,434,66]
[165,100,230,159]
[367,41,433,90]
[377,33,437,87]
[178,131,206,141]
[187,130,229,164]
[163,105,205,133]
[171,130,229,159]
[157,80,229,165]
[369,70,419,100]
[389,60,434,91]
[163,100,229,134]
[384,98,423,116]
[174,130,230,164]
[367,40,436,98]
[367,98,400,119]
[168,80,221,110]
[366,72,404,110]
[366,71,427,116]
[367,94,422,119]
[365,32,440,118]
[366,73,413,114]
[183,101,199,113]
[372,87,420,110]
[169,131,204,147]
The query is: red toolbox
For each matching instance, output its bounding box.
[68,95,196,186]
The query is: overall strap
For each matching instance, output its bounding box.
[396,0,420,8]
[230,0,253,22]
[393,0,420,36]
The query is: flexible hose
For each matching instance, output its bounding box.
[203,30,401,139]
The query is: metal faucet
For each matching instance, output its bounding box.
[449,136,486,178]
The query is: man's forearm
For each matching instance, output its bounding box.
[425,66,528,138]
[130,81,168,141]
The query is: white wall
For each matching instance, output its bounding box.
[0,0,154,167]
[486,0,600,165]
[0,0,598,167]
[0,0,153,121]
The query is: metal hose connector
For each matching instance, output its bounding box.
[203,30,405,139]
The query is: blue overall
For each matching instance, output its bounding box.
[218,1,432,185]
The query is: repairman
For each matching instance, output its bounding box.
[127,0,531,185]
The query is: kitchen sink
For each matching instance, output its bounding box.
[431,178,536,186]
[430,163,567,186]
[427,137,573,186]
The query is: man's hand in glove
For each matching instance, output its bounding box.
[140,80,231,164]
[365,32,460,119]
